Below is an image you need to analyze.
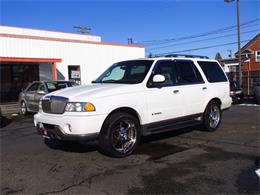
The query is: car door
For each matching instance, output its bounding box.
[174,60,207,116]
[25,82,39,111]
[145,60,185,124]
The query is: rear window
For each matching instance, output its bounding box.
[197,61,227,83]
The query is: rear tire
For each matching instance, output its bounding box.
[202,101,221,132]
[20,101,28,115]
[99,112,140,157]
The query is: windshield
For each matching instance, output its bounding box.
[94,60,153,84]
[46,81,77,92]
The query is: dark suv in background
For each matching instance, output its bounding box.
[19,80,78,114]
[229,80,244,104]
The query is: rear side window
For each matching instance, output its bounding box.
[198,61,227,83]
[175,61,204,85]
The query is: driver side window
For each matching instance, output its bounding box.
[149,61,176,87]
[27,83,39,92]
[38,84,46,92]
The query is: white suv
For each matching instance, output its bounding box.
[34,55,232,157]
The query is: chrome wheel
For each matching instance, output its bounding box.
[111,119,137,154]
[208,104,220,129]
[21,102,27,115]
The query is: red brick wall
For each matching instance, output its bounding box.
[241,38,260,72]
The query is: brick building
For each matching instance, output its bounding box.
[239,34,260,95]
[221,34,260,95]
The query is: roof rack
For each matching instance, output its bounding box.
[152,54,209,59]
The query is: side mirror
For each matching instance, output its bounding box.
[152,74,166,83]
[37,90,46,95]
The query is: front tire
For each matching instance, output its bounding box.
[202,101,221,132]
[20,101,28,115]
[99,112,140,157]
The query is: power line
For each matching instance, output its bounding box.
[139,19,259,44]
[143,22,259,47]
[147,29,259,51]
[137,18,259,45]
[153,39,253,56]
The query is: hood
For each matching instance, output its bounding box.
[45,83,143,101]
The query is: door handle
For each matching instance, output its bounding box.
[173,90,179,94]
[202,87,207,90]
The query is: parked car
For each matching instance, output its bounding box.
[19,80,78,114]
[253,82,260,104]
[34,55,232,157]
[229,80,244,104]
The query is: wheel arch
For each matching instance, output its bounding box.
[210,98,222,107]
[104,107,141,124]
[204,97,222,112]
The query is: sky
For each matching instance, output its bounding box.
[1,0,260,58]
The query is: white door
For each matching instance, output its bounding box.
[173,60,207,116]
[145,60,185,123]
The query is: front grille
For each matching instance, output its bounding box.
[42,96,68,114]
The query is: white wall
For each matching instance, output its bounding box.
[0,28,145,85]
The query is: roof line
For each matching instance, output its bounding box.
[0,33,144,48]
[1,25,101,38]
[0,57,62,63]
[239,33,260,52]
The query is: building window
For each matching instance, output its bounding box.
[256,51,260,62]
[68,65,81,85]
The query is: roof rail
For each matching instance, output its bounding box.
[152,54,209,59]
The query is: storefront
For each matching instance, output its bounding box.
[0,26,144,103]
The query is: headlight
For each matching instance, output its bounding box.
[65,102,96,112]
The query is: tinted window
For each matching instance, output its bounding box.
[27,83,39,92]
[198,61,227,83]
[175,61,204,84]
[153,61,177,86]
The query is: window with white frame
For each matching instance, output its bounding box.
[256,51,260,62]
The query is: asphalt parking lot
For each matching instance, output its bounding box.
[1,105,259,194]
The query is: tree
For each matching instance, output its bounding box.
[215,52,223,61]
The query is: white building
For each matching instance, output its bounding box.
[0,26,144,103]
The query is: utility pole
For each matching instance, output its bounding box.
[236,0,242,88]
[74,26,91,34]
[128,38,133,44]
[224,0,242,87]
[228,49,232,58]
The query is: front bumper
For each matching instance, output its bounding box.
[36,123,98,141]
[34,112,107,140]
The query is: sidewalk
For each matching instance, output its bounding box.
[0,103,20,116]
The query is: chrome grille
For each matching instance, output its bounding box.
[42,96,68,114]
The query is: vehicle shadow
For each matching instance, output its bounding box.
[43,127,195,156]
[44,138,98,153]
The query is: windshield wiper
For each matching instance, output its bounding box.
[101,80,120,83]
